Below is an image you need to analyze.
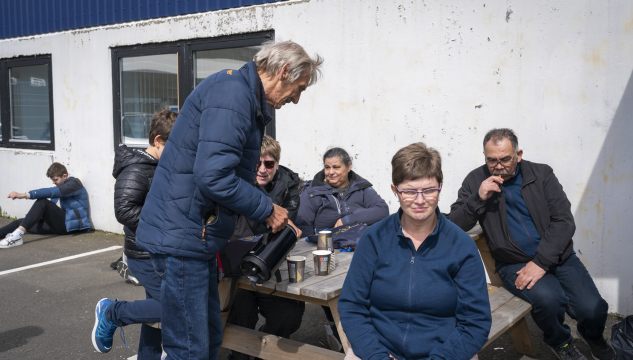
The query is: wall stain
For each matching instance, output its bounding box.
[583,39,609,67]
[625,7,633,32]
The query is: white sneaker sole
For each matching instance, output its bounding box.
[92,298,110,353]
[0,240,23,248]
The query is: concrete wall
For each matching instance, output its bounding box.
[1,0,631,315]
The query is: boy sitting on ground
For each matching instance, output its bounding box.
[1,163,91,248]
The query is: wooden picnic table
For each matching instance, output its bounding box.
[218,227,537,359]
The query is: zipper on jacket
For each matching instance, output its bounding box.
[331,195,342,215]
[340,193,351,216]
[401,255,415,357]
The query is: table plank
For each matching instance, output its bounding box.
[292,238,318,254]
[301,273,347,300]
[279,257,354,295]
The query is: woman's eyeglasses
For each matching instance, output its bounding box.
[395,185,442,202]
[258,160,276,170]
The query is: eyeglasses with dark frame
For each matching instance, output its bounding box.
[257,160,276,170]
[395,185,442,202]
[485,153,517,168]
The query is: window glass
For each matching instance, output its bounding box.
[120,54,178,146]
[194,47,260,87]
[8,64,51,143]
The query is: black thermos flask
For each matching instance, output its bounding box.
[239,225,297,284]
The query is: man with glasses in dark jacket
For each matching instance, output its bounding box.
[449,128,614,360]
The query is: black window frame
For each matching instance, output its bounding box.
[111,30,275,151]
[0,54,55,150]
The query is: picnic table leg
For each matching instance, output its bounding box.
[218,280,236,328]
[508,317,537,357]
[328,297,351,354]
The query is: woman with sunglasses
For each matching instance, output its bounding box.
[338,142,491,360]
[226,135,306,360]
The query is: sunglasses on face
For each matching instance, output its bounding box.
[258,160,276,170]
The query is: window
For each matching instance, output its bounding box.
[0,55,55,150]
[112,31,274,149]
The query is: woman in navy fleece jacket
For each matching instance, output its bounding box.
[338,143,491,360]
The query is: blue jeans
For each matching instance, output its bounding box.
[152,254,222,360]
[497,254,608,347]
[106,257,162,360]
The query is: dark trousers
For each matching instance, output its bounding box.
[151,254,223,360]
[0,198,68,238]
[106,258,162,360]
[497,254,608,348]
[227,289,305,360]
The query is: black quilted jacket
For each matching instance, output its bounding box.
[112,145,158,259]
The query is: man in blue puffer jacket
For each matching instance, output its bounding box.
[1,162,91,248]
[133,41,323,360]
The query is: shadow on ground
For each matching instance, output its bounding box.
[0,326,45,352]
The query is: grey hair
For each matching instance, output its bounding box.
[483,128,519,152]
[323,147,352,167]
[253,40,324,86]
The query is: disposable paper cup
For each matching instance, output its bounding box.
[313,250,332,276]
[317,230,334,252]
[287,256,306,283]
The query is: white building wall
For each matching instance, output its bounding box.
[0,0,631,314]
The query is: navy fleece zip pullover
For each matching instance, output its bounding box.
[501,163,541,258]
[338,208,491,360]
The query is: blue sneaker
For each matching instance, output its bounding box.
[92,298,118,353]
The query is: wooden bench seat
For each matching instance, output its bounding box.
[468,227,537,357]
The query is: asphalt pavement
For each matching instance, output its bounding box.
[0,217,621,360]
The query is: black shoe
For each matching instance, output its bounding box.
[579,333,615,360]
[550,338,588,360]
[110,256,122,270]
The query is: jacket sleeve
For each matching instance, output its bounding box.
[338,231,391,360]
[193,83,273,223]
[532,166,576,271]
[29,186,62,200]
[449,173,488,232]
[114,165,149,230]
[29,178,83,200]
[341,187,389,226]
[280,182,301,223]
[427,234,492,360]
[295,189,317,236]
